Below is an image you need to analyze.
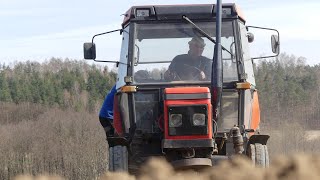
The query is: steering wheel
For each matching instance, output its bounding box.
[168,65,204,81]
[182,64,203,81]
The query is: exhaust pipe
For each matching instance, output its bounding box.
[211,0,223,122]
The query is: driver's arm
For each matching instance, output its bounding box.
[202,58,213,81]
[164,69,172,80]
[164,57,178,81]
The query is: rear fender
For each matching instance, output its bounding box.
[250,91,260,131]
[113,94,124,136]
[248,134,270,145]
[108,137,130,147]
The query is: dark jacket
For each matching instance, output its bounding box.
[168,54,212,80]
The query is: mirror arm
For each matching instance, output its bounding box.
[246,25,280,47]
[91,29,122,44]
[247,25,280,59]
[86,29,123,61]
[92,59,127,65]
[251,55,279,60]
[246,25,279,33]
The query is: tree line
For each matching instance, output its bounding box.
[0,54,320,128]
[0,58,116,113]
[255,53,320,129]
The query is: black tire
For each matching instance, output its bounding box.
[246,143,269,167]
[109,145,128,172]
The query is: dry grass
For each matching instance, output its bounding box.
[0,102,47,124]
[0,105,107,180]
[262,122,320,156]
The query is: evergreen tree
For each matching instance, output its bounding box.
[0,72,12,101]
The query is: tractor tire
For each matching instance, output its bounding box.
[247,144,256,165]
[254,143,266,167]
[246,143,269,167]
[109,145,128,172]
[264,145,270,167]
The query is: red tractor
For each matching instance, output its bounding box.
[84,1,280,173]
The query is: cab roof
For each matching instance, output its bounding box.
[122,3,245,27]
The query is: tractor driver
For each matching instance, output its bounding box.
[164,37,212,81]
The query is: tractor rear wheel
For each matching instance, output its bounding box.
[246,143,269,167]
[264,144,270,167]
[108,145,128,172]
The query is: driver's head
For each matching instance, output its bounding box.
[188,37,206,57]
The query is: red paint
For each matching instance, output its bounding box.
[251,91,260,132]
[113,95,123,136]
[165,87,210,94]
[164,87,212,140]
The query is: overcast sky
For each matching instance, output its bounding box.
[0,0,319,65]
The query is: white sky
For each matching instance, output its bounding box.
[0,0,319,65]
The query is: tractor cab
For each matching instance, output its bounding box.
[84,3,279,173]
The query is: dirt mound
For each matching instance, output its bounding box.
[14,175,64,180]
[101,154,320,180]
[14,154,320,180]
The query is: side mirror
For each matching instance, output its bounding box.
[271,35,280,54]
[247,32,254,43]
[83,43,96,60]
